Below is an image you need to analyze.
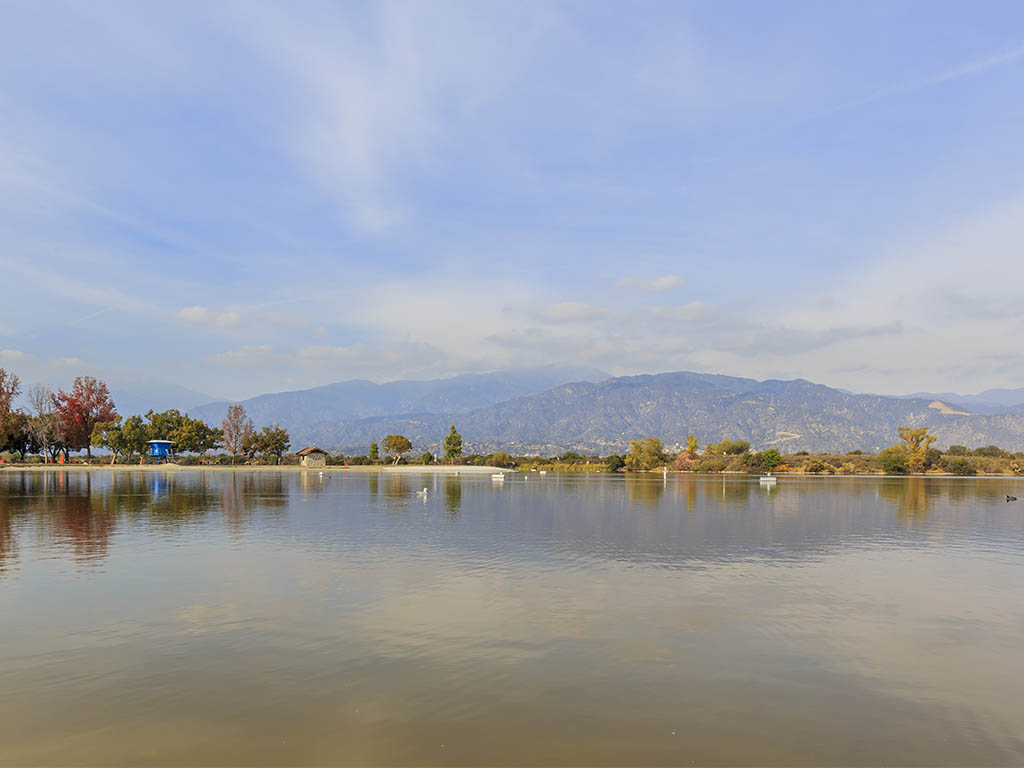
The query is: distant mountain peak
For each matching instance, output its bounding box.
[927,400,972,416]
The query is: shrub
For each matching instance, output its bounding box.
[923,448,943,470]
[719,440,750,455]
[673,453,692,471]
[419,452,434,465]
[974,445,1007,458]
[806,460,826,474]
[605,454,625,472]
[946,445,968,456]
[943,457,976,476]
[879,446,909,474]
[488,450,513,468]
[847,449,864,455]
[760,448,782,472]
[695,457,727,473]
[794,450,810,456]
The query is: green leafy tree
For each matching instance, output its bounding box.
[686,434,699,457]
[253,425,290,464]
[368,441,379,463]
[605,454,625,472]
[241,430,260,462]
[760,448,782,473]
[443,425,463,462]
[489,450,513,468]
[879,445,909,475]
[0,368,22,442]
[144,409,220,456]
[145,409,185,441]
[419,451,434,465]
[2,410,33,460]
[946,445,968,456]
[382,434,412,464]
[120,415,148,463]
[92,418,127,464]
[173,416,222,455]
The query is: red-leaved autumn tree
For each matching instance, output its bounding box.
[52,376,118,458]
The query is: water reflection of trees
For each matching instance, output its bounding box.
[0,491,18,575]
[0,470,269,567]
[444,476,462,516]
[880,477,933,522]
[624,477,665,508]
[707,478,754,507]
[220,473,287,533]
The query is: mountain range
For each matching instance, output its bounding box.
[166,369,1024,455]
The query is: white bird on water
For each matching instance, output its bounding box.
[415,487,428,497]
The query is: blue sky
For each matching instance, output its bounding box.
[2,0,1023,401]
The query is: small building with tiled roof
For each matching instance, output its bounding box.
[297,446,329,468]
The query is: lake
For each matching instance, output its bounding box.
[2,469,1023,765]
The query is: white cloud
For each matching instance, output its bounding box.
[616,275,681,292]
[176,306,242,328]
[0,349,32,364]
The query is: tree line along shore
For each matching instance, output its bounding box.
[1,370,1022,475]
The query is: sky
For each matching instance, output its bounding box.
[2,0,1023,402]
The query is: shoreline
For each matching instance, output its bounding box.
[0,464,1019,478]
[0,463,513,474]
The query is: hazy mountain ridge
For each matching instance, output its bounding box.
[279,372,1024,454]
[188,366,610,433]
[161,369,1024,454]
[892,387,1024,413]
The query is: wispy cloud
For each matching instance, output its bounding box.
[615,275,681,293]
[176,306,242,328]
[828,43,1024,115]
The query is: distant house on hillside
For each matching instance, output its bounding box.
[297,446,329,468]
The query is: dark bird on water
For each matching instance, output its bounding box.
[1009,495,1019,502]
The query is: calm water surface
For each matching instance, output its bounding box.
[2,470,1024,765]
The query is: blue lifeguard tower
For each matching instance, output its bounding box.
[146,440,174,464]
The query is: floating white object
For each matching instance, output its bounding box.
[759,476,777,486]
[539,470,547,475]
[491,473,505,481]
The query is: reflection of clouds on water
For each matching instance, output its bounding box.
[2,470,1024,765]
